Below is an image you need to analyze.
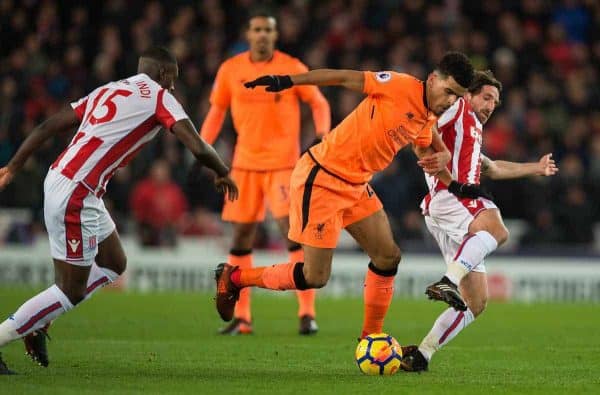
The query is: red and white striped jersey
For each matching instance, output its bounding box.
[51,73,188,197]
[424,97,483,193]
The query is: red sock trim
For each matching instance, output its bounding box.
[230,269,241,287]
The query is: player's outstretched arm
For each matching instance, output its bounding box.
[171,119,238,201]
[481,153,558,180]
[0,106,80,190]
[244,69,365,93]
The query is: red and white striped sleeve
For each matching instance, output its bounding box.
[155,89,189,130]
[70,96,88,121]
[437,98,464,130]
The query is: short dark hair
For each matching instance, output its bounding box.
[246,7,277,29]
[469,70,503,95]
[436,51,474,89]
[140,46,177,65]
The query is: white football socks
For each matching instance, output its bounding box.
[85,263,119,300]
[418,307,475,361]
[0,285,73,347]
[0,263,119,348]
[445,231,498,285]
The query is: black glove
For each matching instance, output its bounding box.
[244,75,293,92]
[448,181,494,200]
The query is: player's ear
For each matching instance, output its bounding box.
[158,66,166,84]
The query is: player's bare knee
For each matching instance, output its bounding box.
[96,252,127,275]
[304,273,328,288]
[59,284,87,305]
[302,268,329,289]
[231,223,257,249]
[496,226,509,246]
[113,254,127,275]
[372,245,402,271]
[392,245,402,266]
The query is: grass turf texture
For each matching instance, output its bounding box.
[1,287,599,394]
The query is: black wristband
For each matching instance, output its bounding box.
[278,75,293,89]
[448,181,461,194]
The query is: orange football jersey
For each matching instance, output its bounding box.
[309,71,437,184]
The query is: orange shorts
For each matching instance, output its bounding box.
[288,154,383,248]
[222,168,293,223]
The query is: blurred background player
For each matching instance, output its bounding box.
[200,9,331,335]
[0,47,238,374]
[215,52,493,340]
[401,70,559,372]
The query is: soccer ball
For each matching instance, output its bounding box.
[355,333,403,375]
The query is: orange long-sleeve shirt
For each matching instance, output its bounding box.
[201,50,330,171]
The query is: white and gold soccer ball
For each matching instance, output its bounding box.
[355,333,403,376]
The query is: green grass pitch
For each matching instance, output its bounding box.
[1,287,599,394]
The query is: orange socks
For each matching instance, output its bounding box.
[229,252,253,322]
[229,248,315,319]
[234,261,299,290]
[361,262,397,338]
[290,248,316,318]
[261,261,299,290]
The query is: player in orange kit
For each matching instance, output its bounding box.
[214,51,492,339]
[200,9,330,335]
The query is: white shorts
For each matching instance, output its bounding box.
[44,169,115,266]
[421,189,498,273]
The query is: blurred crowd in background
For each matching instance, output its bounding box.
[1,0,599,252]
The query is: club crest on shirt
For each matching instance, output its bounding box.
[375,72,391,83]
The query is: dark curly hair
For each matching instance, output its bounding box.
[469,70,503,95]
[436,52,474,89]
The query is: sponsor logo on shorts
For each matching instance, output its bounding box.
[68,238,81,253]
[8,315,14,321]
[468,200,478,208]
